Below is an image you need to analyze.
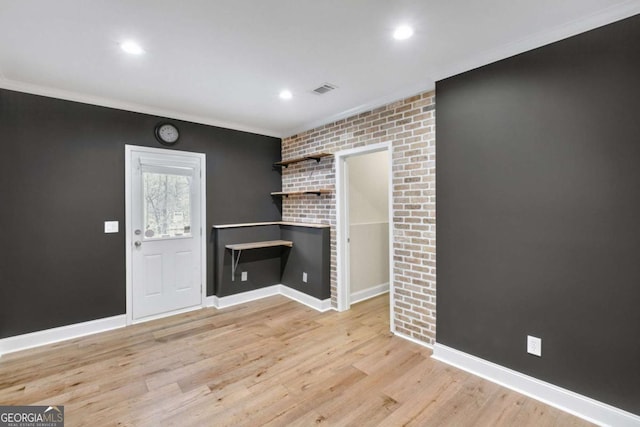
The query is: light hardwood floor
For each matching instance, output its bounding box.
[0,295,593,426]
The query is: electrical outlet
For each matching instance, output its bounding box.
[302,272,308,283]
[241,271,248,282]
[527,335,542,357]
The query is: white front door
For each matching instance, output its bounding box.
[127,146,205,322]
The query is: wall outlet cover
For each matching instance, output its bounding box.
[302,272,308,283]
[527,335,542,357]
[241,271,248,282]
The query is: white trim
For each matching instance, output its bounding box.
[336,154,348,312]
[213,221,330,229]
[0,77,280,138]
[124,145,207,326]
[432,2,640,86]
[210,285,332,312]
[279,286,333,312]
[0,315,126,357]
[284,82,432,137]
[1,3,636,140]
[350,283,389,304]
[213,285,281,309]
[200,156,208,311]
[335,141,391,160]
[335,142,395,331]
[432,343,640,427]
[394,331,434,350]
[125,147,133,324]
[282,2,640,138]
[0,285,333,357]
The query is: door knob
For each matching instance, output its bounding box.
[134,241,142,247]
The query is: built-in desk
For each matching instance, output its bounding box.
[225,240,294,251]
[212,222,330,299]
[225,240,293,281]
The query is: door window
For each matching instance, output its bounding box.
[142,171,192,239]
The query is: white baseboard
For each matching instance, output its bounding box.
[0,286,332,357]
[0,315,126,357]
[213,285,281,309]
[432,343,640,427]
[211,285,332,312]
[350,282,389,304]
[279,285,333,312]
[393,331,434,350]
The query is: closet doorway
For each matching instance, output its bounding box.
[336,142,393,329]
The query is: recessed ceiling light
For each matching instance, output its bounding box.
[393,25,414,40]
[279,90,293,100]
[120,40,144,55]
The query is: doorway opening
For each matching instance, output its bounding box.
[125,145,207,324]
[336,142,393,331]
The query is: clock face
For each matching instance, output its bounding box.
[156,123,179,145]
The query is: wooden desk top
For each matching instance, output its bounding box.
[225,240,293,251]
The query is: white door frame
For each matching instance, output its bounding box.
[125,144,207,325]
[335,141,394,331]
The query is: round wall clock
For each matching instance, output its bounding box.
[154,122,180,145]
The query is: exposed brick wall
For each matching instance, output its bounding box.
[281,91,436,345]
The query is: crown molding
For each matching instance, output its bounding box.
[285,2,639,138]
[2,3,637,140]
[433,1,640,82]
[0,77,282,138]
[282,81,435,138]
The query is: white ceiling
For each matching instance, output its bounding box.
[0,1,638,137]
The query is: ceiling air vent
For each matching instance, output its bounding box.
[312,83,337,95]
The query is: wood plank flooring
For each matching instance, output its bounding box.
[0,295,593,426]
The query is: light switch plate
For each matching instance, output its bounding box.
[104,221,119,233]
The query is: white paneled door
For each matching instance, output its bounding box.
[127,146,205,322]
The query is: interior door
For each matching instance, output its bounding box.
[129,148,203,321]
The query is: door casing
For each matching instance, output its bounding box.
[335,141,394,331]
[125,144,207,325]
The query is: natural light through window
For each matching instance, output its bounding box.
[143,172,192,239]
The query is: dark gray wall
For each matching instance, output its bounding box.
[214,225,283,297]
[436,15,640,415]
[213,225,330,300]
[280,225,330,300]
[0,89,281,339]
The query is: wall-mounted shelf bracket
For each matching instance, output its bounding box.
[230,249,242,281]
[273,152,332,168]
[270,189,332,198]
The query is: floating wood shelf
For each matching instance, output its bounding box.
[225,240,293,281]
[270,189,332,197]
[225,240,293,251]
[274,152,332,168]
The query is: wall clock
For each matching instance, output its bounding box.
[154,122,180,146]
